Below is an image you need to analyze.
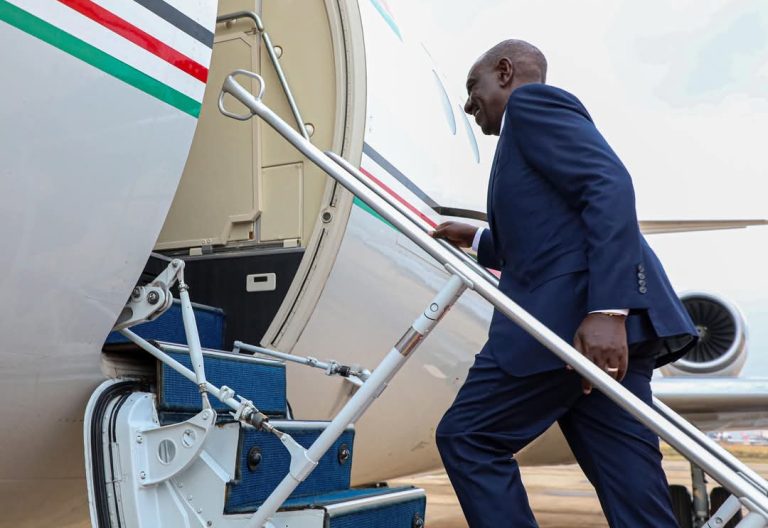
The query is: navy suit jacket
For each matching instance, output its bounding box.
[478,83,697,376]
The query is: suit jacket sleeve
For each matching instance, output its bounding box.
[506,85,648,312]
[477,228,502,270]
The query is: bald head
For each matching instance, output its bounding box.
[464,39,548,135]
[476,39,547,84]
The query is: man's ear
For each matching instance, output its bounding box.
[497,57,514,87]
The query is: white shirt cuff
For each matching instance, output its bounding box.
[590,309,630,316]
[471,228,486,252]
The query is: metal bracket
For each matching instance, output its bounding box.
[134,408,216,486]
[113,259,184,330]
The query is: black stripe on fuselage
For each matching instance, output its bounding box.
[133,0,214,48]
[363,142,489,222]
[363,142,439,208]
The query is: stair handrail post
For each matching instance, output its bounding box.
[219,71,768,521]
[246,274,468,528]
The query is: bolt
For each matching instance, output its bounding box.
[338,444,351,465]
[207,522,213,527]
[147,290,160,305]
[197,508,202,514]
[187,495,193,501]
[139,471,146,480]
[131,287,142,300]
[321,211,332,223]
[304,123,316,137]
[430,303,439,312]
[274,45,283,58]
[136,434,143,444]
[202,410,210,420]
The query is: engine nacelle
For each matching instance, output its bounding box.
[660,292,748,377]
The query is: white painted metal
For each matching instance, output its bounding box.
[135,408,216,486]
[324,488,425,517]
[9,0,208,101]
[0,1,214,523]
[704,495,742,528]
[737,512,768,528]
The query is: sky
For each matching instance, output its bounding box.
[388,0,768,373]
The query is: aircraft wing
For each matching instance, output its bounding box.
[434,209,767,235]
[639,219,768,235]
[652,377,768,431]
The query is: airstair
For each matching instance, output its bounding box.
[85,62,768,527]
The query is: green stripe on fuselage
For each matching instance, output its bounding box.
[0,0,201,117]
[353,196,395,229]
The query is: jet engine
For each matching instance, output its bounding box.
[660,292,748,377]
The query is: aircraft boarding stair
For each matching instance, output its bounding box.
[84,67,768,528]
[88,298,426,527]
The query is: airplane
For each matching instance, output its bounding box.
[1,0,766,526]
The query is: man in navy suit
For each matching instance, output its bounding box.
[432,40,697,527]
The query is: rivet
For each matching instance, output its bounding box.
[139,471,146,480]
[136,434,143,444]
[430,303,439,312]
[274,45,283,58]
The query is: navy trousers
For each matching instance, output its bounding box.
[436,343,677,527]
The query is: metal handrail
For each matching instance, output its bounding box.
[217,11,310,140]
[218,71,768,520]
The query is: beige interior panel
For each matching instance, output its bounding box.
[156,4,261,250]
[155,0,340,251]
[260,163,303,241]
[259,0,337,241]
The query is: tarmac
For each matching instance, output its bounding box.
[391,453,768,527]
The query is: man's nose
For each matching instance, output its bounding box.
[464,97,473,115]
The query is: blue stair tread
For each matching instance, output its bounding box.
[329,491,425,528]
[105,299,225,350]
[281,486,418,509]
[225,423,354,513]
[158,348,287,417]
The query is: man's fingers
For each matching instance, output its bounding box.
[573,333,584,354]
[617,346,629,382]
[581,377,592,395]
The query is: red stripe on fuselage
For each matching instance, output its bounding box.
[359,166,438,228]
[58,0,208,82]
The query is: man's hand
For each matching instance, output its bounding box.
[432,221,478,248]
[572,313,628,395]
